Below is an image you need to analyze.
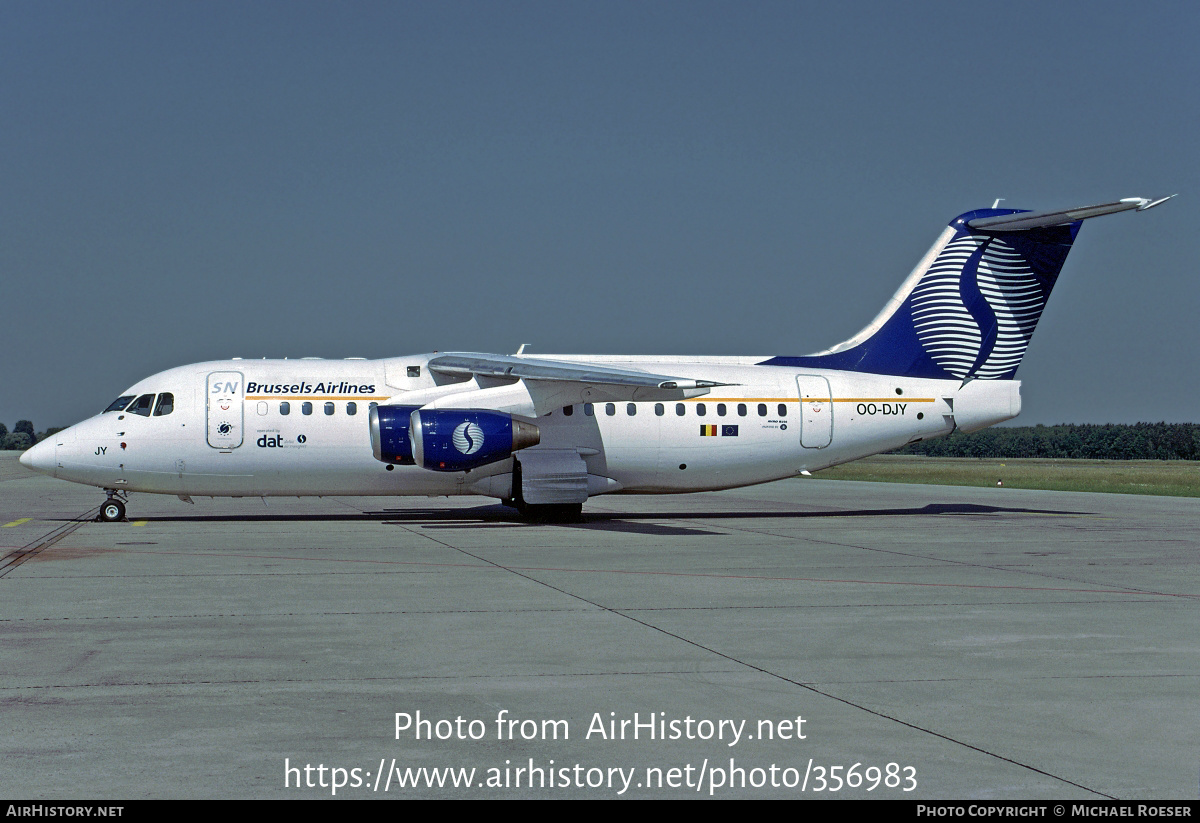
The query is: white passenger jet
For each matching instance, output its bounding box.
[20,197,1172,521]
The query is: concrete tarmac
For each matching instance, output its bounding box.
[1,452,1197,799]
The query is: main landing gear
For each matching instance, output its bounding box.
[505,460,585,522]
[511,499,584,522]
[99,491,127,522]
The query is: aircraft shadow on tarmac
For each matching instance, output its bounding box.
[75,502,1090,539]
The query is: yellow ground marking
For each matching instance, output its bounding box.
[131,520,148,527]
[2,518,31,528]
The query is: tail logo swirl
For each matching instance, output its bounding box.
[452,422,484,455]
[909,235,1050,380]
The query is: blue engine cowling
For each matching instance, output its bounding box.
[410,409,540,472]
[369,405,422,464]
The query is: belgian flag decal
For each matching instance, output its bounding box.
[700,424,717,436]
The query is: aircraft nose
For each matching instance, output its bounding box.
[19,438,56,476]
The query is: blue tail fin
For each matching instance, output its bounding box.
[760,197,1170,381]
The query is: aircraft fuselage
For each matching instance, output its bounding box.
[33,354,1017,500]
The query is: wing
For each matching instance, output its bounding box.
[428,352,725,390]
[384,352,731,418]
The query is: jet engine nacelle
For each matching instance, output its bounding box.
[369,404,422,464]
[410,409,540,472]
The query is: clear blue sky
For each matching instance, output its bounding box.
[2,1,1196,428]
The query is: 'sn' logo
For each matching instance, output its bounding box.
[207,371,245,449]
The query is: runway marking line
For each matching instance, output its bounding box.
[0,510,95,578]
[2,518,31,528]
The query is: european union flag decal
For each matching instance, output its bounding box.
[722,425,739,437]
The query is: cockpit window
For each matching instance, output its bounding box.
[153,393,174,416]
[127,394,155,417]
[105,395,136,413]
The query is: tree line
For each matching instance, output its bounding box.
[895,423,1200,461]
[0,422,64,451]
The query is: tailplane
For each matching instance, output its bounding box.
[761,197,1173,381]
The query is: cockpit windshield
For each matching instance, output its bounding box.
[105,392,176,416]
[126,394,155,416]
[104,395,136,413]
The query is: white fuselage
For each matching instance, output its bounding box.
[33,354,1020,501]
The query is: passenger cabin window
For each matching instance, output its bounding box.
[127,394,154,417]
[676,403,685,416]
[696,403,706,417]
[153,393,174,416]
[346,402,357,416]
[717,403,726,416]
[605,403,616,416]
[655,403,664,416]
[758,404,768,417]
[280,402,291,415]
[324,402,335,416]
[256,401,267,416]
[584,403,594,416]
[105,395,135,413]
[563,405,573,416]
[627,403,636,416]
[302,402,313,415]
[738,403,747,417]
[778,404,788,416]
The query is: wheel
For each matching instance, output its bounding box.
[511,460,584,521]
[522,503,583,523]
[100,499,126,522]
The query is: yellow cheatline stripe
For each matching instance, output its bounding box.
[679,397,782,402]
[131,520,148,527]
[2,518,31,528]
[830,397,936,403]
[245,395,391,401]
[246,394,939,404]
[680,397,936,403]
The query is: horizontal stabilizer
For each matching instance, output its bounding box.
[967,195,1175,231]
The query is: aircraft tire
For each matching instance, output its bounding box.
[510,459,583,521]
[522,503,583,523]
[100,499,126,522]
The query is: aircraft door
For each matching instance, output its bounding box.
[207,371,245,449]
[796,375,832,448]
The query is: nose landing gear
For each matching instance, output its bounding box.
[99,491,127,522]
